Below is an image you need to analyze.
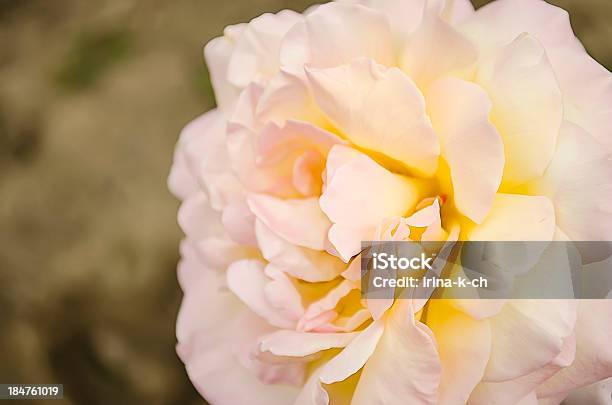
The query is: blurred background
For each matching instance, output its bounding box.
[0,0,610,404]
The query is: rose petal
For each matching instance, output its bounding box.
[177,192,224,240]
[294,365,329,405]
[427,300,491,405]
[255,219,344,282]
[459,0,581,54]
[468,332,575,405]
[233,311,305,386]
[351,301,441,405]
[263,264,306,321]
[318,319,385,385]
[562,378,612,405]
[299,279,357,330]
[255,70,328,127]
[227,10,302,87]
[222,200,257,246]
[460,0,612,148]
[468,194,555,241]
[170,109,241,207]
[320,146,426,226]
[400,9,477,88]
[177,269,300,404]
[226,259,295,329]
[530,121,612,244]
[256,120,343,194]
[338,0,425,48]
[307,59,440,176]
[483,300,577,382]
[204,30,242,114]
[320,146,423,261]
[196,237,257,270]
[177,240,205,292]
[426,77,504,223]
[475,34,562,186]
[536,300,612,400]
[259,330,358,357]
[280,2,395,72]
[247,193,331,251]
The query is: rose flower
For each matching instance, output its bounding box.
[169,0,612,404]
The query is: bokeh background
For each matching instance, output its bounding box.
[0,0,610,404]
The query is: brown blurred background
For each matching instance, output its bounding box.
[0,1,610,404]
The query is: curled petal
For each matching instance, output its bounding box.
[307,59,439,176]
[352,301,441,405]
[259,330,357,358]
[247,193,331,251]
[299,279,356,330]
[320,146,423,261]
[426,77,504,223]
[318,319,385,385]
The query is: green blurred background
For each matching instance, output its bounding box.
[0,0,610,404]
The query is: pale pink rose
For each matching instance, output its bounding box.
[169,0,612,404]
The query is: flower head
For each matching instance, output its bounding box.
[170,0,612,404]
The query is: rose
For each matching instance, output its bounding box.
[169,0,612,404]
